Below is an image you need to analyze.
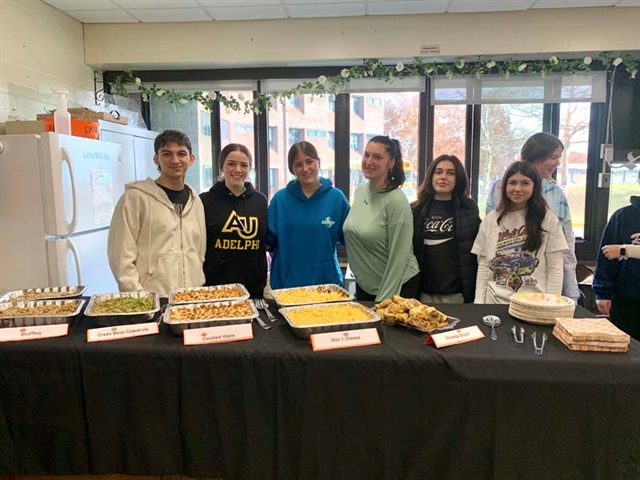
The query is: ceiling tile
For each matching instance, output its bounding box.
[616,0,640,5]
[205,5,287,19]
[114,0,200,8]
[532,0,616,8]
[369,1,448,15]
[448,0,532,12]
[288,3,365,17]
[128,7,210,21]
[63,9,140,22]
[43,0,119,11]
[286,0,363,3]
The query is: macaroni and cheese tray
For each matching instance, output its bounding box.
[0,298,85,328]
[168,283,250,305]
[279,302,380,339]
[84,292,160,327]
[163,299,258,335]
[0,285,87,304]
[271,284,353,308]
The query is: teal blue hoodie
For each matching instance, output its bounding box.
[267,178,350,290]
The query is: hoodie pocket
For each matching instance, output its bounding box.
[283,263,342,288]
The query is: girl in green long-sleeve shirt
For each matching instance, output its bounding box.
[343,136,420,302]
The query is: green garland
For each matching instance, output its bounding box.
[111,52,639,115]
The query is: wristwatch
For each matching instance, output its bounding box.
[620,247,626,257]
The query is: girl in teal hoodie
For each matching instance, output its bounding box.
[267,142,350,290]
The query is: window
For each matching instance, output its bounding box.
[220,120,230,141]
[350,133,363,153]
[365,133,378,141]
[289,128,304,146]
[235,123,254,132]
[352,95,364,118]
[199,111,211,137]
[288,95,303,110]
[268,126,278,151]
[328,131,335,149]
[608,165,639,221]
[219,90,256,185]
[433,105,466,162]
[327,94,335,112]
[366,97,382,106]
[308,129,326,138]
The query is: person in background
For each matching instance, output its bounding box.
[200,144,267,298]
[486,133,580,303]
[343,136,420,302]
[267,141,350,289]
[472,161,568,304]
[108,129,206,297]
[593,177,640,340]
[412,154,480,304]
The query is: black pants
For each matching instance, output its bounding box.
[611,296,640,341]
[355,273,420,302]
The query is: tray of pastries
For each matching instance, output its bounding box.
[168,283,250,305]
[0,298,85,328]
[0,285,87,303]
[279,301,380,339]
[84,291,160,326]
[374,295,459,333]
[271,283,353,307]
[509,292,575,325]
[163,299,258,335]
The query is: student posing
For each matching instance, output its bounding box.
[486,133,580,303]
[108,130,206,297]
[200,144,268,298]
[343,136,420,302]
[472,161,568,304]
[412,155,480,304]
[267,141,350,289]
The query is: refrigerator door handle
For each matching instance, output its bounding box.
[67,237,82,285]
[61,146,78,234]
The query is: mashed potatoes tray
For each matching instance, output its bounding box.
[279,302,380,339]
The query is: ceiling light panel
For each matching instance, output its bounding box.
[532,0,617,8]
[43,0,119,11]
[369,1,448,15]
[128,8,210,21]
[114,0,201,8]
[63,9,140,22]
[205,5,287,20]
[448,0,532,12]
[288,2,365,17]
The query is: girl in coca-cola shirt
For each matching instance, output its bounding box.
[412,155,480,304]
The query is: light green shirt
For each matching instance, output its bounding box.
[343,185,420,302]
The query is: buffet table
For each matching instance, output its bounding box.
[1,302,639,480]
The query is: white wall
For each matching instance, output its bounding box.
[84,7,640,70]
[0,0,96,125]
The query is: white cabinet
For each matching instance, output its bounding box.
[98,121,158,184]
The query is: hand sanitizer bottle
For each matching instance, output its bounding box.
[51,87,71,135]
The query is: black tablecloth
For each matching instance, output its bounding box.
[1,302,639,480]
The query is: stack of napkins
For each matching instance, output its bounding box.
[553,318,630,352]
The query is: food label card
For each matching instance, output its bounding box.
[428,326,485,348]
[310,328,381,351]
[0,324,69,342]
[183,323,253,345]
[87,322,159,342]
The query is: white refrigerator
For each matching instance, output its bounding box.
[0,133,124,295]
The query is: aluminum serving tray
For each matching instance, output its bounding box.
[279,301,380,339]
[271,283,353,308]
[168,283,250,305]
[0,285,87,303]
[163,299,259,336]
[84,291,160,327]
[0,299,85,328]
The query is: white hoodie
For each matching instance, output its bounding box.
[108,178,206,296]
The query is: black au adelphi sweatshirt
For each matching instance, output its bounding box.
[199,181,268,298]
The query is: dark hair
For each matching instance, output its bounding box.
[415,154,469,209]
[521,132,564,164]
[287,141,319,174]
[367,135,405,190]
[218,143,252,174]
[497,161,548,253]
[154,130,192,155]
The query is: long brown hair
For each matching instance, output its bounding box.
[367,136,405,190]
[497,161,548,253]
[415,154,469,210]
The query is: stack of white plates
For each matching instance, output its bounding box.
[508,292,575,325]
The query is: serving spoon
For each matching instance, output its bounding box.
[482,315,502,341]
